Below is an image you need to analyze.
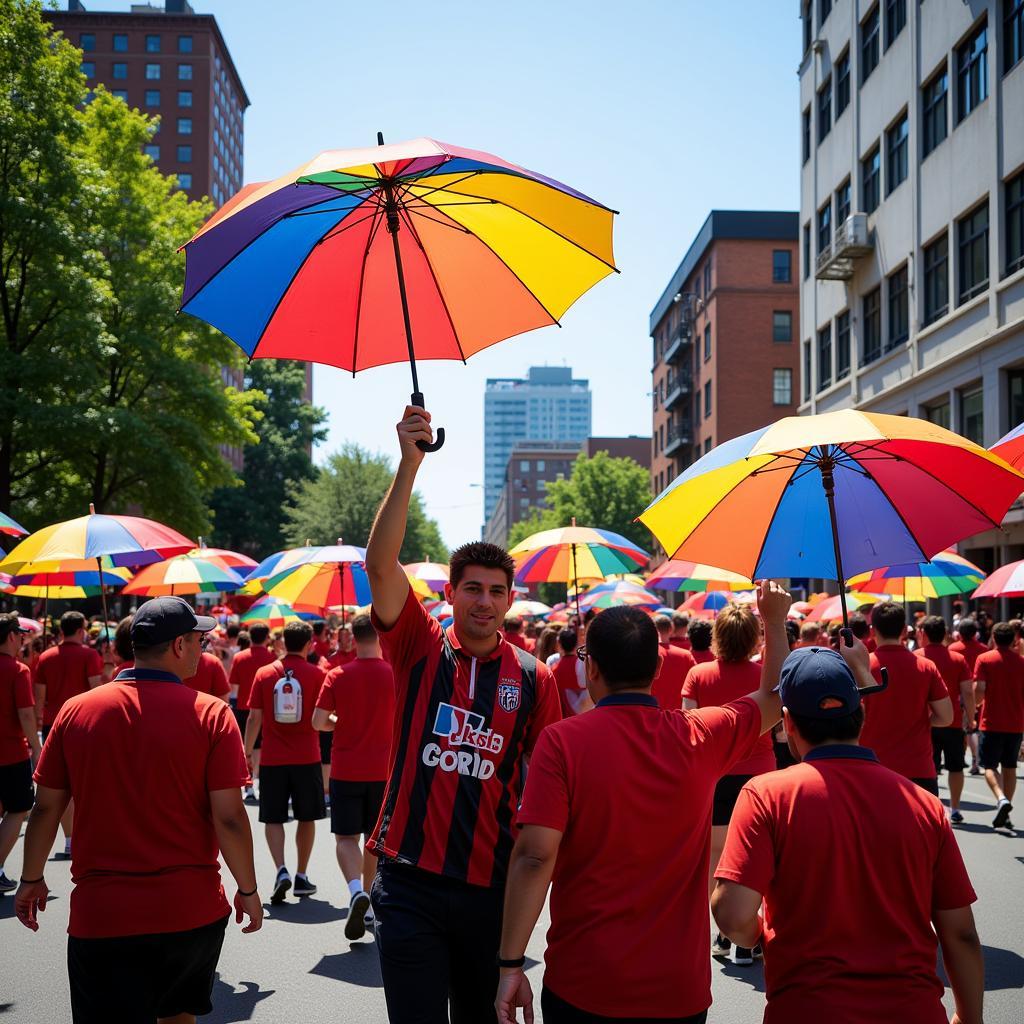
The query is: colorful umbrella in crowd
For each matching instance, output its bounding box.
[189,540,258,571]
[681,590,733,618]
[848,550,986,601]
[428,601,454,620]
[805,592,890,623]
[972,558,1024,599]
[646,559,753,593]
[0,511,28,537]
[181,136,617,452]
[263,544,371,621]
[244,545,319,583]
[639,411,1024,626]
[991,422,1024,470]
[404,560,450,592]
[578,581,661,610]
[240,596,318,630]
[122,555,246,597]
[507,599,552,618]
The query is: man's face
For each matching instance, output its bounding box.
[173,629,205,678]
[445,568,511,643]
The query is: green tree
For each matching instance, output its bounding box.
[283,444,448,562]
[210,360,328,555]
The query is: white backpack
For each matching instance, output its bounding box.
[273,669,302,724]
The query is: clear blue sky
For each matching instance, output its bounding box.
[95,0,801,547]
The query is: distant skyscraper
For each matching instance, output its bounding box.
[483,367,591,521]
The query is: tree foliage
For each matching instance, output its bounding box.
[283,445,447,562]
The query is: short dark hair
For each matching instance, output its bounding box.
[248,623,270,644]
[672,612,690,631]
[311,619,327,637]
[504,615,523,632]
[60,610,86,637]
[0,612,22,644]
[654,615,673,637]
[921,615,946,644]
[957,618,978,641]
[586,606,659,690]
[283,620,313,653]
[557,627,577,653]
[350,613,376,643]
[226,623,240,640]
[133,638,172,657]
[449,542,514,590]
[237,630,251,651]
[871,601,906,640]
[1010,619,1023,638]
[788,704,865,746]
[582,609,597,625]
[992,622,1016,648]
[114,616,134,662]
[848,612,870,640]
[784,620,800,647]
[689,619,712,652]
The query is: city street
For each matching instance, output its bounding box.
[2,768,1021,1022]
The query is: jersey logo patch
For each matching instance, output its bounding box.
[497,682,521,713]
[432,702,504,753]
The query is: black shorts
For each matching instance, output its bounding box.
[258,762,325,824]
[932,726,966,773]
[67,913,228,1023]
[0,758,34,814]
[712,774,752,827]
[41,723,52,743]
[330,778,386,835]
[978,731,1024,770]
[541,986,708,1023]
[319,729,333,766]
[911,776,940,796]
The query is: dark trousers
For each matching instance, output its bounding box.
[371,861,503,1024]
[542,987,708,1024]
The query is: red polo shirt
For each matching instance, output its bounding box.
[974,648,1024,732]
[34,642,103,726]
[681,659,775,775]
[669,635,692,651]
[315,657,395,781]
[228,644,275,709]
[503,630,528,652]
[247,654,324,766]
[651,642,697,711]
[182,652,230,699]
[690,648,715,664]
[518,693,762,1019]
[716,746,975,1023]
[0,653,34,765]
[325,646,356,671]
[33,668,248,938]
[949,638,988,676]
[916,643,970,729]
[864,646,949,778]
[553,655,586,717]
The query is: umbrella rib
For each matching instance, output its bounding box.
[317,203,384,246]
[350,201,386,377]
[404,206,474,233]
[398,170,484,204]
[283,197,376,218]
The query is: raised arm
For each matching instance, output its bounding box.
[749,580,791,733]
[366,405,433,629]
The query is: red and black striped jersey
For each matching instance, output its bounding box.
[369,588,562,887]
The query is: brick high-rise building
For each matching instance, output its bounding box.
[649,211,800,500]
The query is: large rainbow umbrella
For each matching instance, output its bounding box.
[639,411,1024,627]
[244,545,319,584]
[189,540,258,572]
[646,559,754,593]
[180,137,617,452]
[848,550,986,600]
[577,581,661,610]
[681,590,733,618]
[0,511,28,537]
[122,555,245,597]
[991,422,1024,470]
[262,544,371,619]
[972,558,1024,599]
[240,596,319,630]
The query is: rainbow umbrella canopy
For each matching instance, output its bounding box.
[240,596,318,630]
[0,511,28,537]
[180,137,617,451]
[681,590,733,618]
[404,560,450,593]
[261,544,371,617]
[991,422,1024,470]
[577,581,661,610]
[972,558,1024,599]
[639,411,1024,626]
[646,559,754,593]
[848,550,986,600]
[122,555,245,597]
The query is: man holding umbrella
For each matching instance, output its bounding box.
[365,404,562,1024]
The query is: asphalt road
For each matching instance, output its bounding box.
[2,769,1022,1022]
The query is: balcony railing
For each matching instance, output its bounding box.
[664,422,691,456]
[815,213,874,281]
[664,370,692,409]
[663,321,693,363]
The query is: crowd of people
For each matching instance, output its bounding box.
[0,403,1020,1023]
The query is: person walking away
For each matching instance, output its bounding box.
[712,644,983,1024]
[229,622,275,801]
[848,611,876,652]
[861,603,952,794]
[688,619,715,664]
[365,402,562,1024]
[916,616,973,823]
[552,628,591,717]
[973,621,1024,829]
[312,613,395,940]
[495,583,793,1024]
[503,615,528,651]
[533,625,560,668]
[243,620,326,902]
[0,614,41,893]
[326,625,355,670]
[15,597,261,1023]
[797,621,822,648]
[681,604,777,965]
[652,615,696,710]
[32,611,103,860]
[670,612,692,650]
[951,619,988,774]
[183,649,230,702]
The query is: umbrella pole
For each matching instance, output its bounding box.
[377,132,445,453]
[96,557,110,646]
[570,542,581,624]
[43,581,49,650]
[818,455,850,629]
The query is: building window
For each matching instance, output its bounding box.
[835,49,851,117]
[923,233,949,324]
[537,460,545,472]
[1006,0,1024,73]
[817,326,832,391]
[803,223,811,279]
[924,399,951,429]
[802,0,813,53]
[144,144,159,161]
[178,34,193,53]
[1006,169,1024,276]
[177,172,192,190]
[959,385,984,445]
[862,144,881,213]
[519,460,530,472]
[819,0,832,28]
[958,200,989,303]
[884,0,906,49]
[178,63,193,80]
[1008,368,1024,430]
[957,20,988,122]
[773,310,793,342]
[887,265,909,348]
[704,260,712,294]
[112,32,128,51]
[81,61,94,79]
[176,144,192,163]
[112,89,128,102]
[803,341,812,401]
[861,5,880,82]
[835,179,851,225]
[704,380,712,418]
[817,78,832,141]
[772,249,792,283]
[773,368,793,405]
[79,32,95,51]
[863,287,882,364]
[802,107,811,164]
[836,310,851,378]
[703,324,712,362]
[177,117,192,135]
[146,34,161,53]
[817,203,831,255]
[886,112,908,194]
[922,67,948,157]
[145,90,160,108]
[178,90,193,107]
[113,62,128,79]
[146,63,161,80]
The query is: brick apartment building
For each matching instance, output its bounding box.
[583,435,651,468]
[649,211,801,499]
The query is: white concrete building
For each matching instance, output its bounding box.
[798,0,1024,573]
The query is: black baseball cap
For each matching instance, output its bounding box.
[130,597,216,648]
[776,646,886,719]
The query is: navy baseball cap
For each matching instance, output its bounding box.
[130,597,216,648]
[776,646,886,719]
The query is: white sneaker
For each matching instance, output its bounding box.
[243,785,256,801]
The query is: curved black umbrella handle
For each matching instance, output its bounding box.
[411,392,445,452]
